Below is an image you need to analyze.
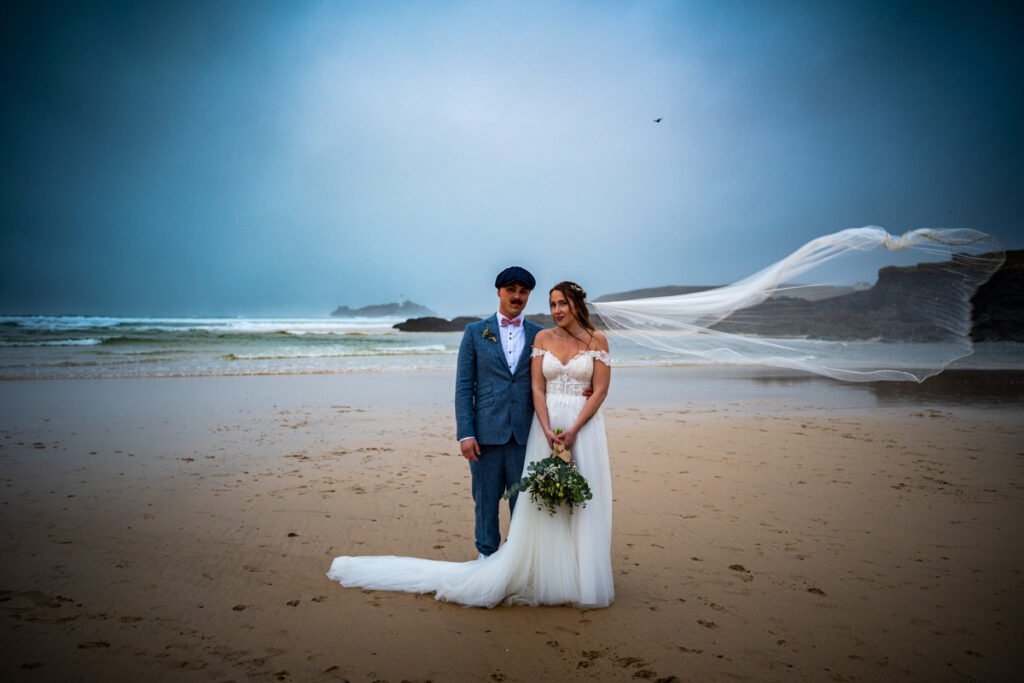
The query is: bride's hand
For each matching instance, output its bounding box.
[560,427,578,448]
[544,428,560,449]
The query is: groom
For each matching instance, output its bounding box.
[456,266,542,559]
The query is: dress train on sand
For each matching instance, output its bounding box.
[327,349,613,608]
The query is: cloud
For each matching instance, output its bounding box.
[2,1,1020,316]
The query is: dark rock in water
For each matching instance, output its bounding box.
[331,301,436,318]
[394,313,557,332]
[393,316,480,332]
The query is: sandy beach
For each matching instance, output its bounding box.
[2,369,1022,682]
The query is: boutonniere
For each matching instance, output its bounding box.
[482,326,497,342]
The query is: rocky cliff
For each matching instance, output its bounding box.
[970,250,1024,341]
[387,251,1022,339]
[707,250,1021,341]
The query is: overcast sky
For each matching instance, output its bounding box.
[2,1,1021,317]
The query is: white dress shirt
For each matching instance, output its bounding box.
[498,311,526,374]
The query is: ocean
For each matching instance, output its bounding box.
[1,315,1022,380]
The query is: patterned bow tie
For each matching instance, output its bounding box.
[499,317,522,327]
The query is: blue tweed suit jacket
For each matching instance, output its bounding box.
[455,314,541,445]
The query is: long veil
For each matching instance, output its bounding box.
[591,226,1005,382]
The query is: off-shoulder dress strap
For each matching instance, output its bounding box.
[530,347,547,359]
[588,349,611,366]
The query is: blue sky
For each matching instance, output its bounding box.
[2,1,1021,317]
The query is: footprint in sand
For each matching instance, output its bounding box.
[614,656,646,668]
[728,564,753,581]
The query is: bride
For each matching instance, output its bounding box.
[327,281,614,608]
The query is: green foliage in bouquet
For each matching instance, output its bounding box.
[503,430,593,516]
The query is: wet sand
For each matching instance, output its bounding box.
[1,370,1022,682]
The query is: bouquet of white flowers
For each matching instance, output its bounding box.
[504,429,593,516]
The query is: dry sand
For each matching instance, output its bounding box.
[1,370,1022,682]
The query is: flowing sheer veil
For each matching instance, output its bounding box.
[592,227,1004,382]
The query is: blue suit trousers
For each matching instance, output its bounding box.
[469,438,527,556]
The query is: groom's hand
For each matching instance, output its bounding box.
[582,385,594,398]
[460,437,481,462]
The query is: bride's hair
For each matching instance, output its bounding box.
[550,281,595,333]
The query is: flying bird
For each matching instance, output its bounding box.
[653,118,662,123]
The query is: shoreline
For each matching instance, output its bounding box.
[1,370,1022,681]
[3,313,1023,382]
[3,365,1023,411]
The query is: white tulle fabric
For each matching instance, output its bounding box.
[327,350,614,608]
[592,226,1004,382]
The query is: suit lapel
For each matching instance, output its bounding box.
[482,315,510,375]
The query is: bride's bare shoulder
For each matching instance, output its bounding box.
[532,328,553,351]
[590,330,609,351]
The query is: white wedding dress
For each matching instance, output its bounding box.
[327,348,614,608]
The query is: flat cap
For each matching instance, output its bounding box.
[494,266,536,290]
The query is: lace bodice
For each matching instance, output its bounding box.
[531,348,611,396]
